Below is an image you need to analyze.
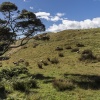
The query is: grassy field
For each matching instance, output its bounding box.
[1,28,100,100]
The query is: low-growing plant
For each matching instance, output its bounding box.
[42,60,48,66]
[21,46,27,49]
[52,79,74,91]
[76,43,84,47]
[33,43,39,48]
[13,78,37,92]
[55,46,63,51]
[50,58,59,64]
[13,79,29,92]
[47,57,50,61]
[71,48,79,52]
[37,62,43,69]
[65,46,72,49]
[58,53,64,57]
[25,61,30,67]
[79,49,96,61]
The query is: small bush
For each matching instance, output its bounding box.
[65,46,72,49]
[50,58,59,64]
[13,79,29,92]
[55,47,63,51]
[28,79,37,88]
[76,43,84,47]
[33,43,39,48]
[37,62,43,69]
[13,79,37,92]
[21,46,27,49]
[96,56,100,62]
[58,53,64,57]
[25,61,29,67]
[71,48,79,52]
[79,49,96,61]
[47,57,50,61]
[42,60,48,66]
[52,79,74,91]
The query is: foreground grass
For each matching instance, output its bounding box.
[1,28,100,100]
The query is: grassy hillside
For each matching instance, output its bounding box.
[1,28,100,100]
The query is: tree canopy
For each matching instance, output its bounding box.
[0,2,45,56]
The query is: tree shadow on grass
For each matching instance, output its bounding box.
[32,73,55,83]
[64,73,100,90]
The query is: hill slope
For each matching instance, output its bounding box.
[2,28,100,100]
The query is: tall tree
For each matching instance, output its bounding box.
[0,2,45,56]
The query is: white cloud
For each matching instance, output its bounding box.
[30,6,33,10]
[35,12,50,20]
[23,0,31,2]
[35,12,65,22]
[56,13,65,17]
[47,18,100,32]
[35,11,100,32]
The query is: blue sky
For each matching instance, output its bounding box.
[0,0,100,32]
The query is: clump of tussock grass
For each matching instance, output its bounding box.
[58,52,64,57]
[52,79,74,91]
[50,57,59,64]
[13,78,37,92]
[71,48,79,52]
[76,43,84,47]
[65,46,72,49]
[55,46,63,51]
[79,49,96,61]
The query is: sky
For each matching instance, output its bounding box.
[0,0,100,32]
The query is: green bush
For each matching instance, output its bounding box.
[13,79,28,92]
[50,58,59,64]
[52,79,74,91]
[13,78,37,92]
[71,48,79,52]
[65,46,72,49]
[58,53,64,57]
[76,43,84,47]
[79,49,96,61]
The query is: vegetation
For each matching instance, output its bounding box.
[0,2,100,100]
[0,1,45,56]
[0,28,99,99]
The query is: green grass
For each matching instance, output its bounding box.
[1,28,100,100]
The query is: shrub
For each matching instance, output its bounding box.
[28,79,37,88]
[33,43,39,48]
[13,79,29,92]
[76,43,84,47]
[58,53,64,57]
[42,60,48,66]
[65,46,72,49]
[25,61,29,67]
[47,57,50,61]
[50,58,59,64]
[13,78,37,92]
[52,79,74,91]
[37,62,43,69]
[55,47,63,51]
[79,49,96,61]
[71,48,79,52]
[21,46,27,49]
